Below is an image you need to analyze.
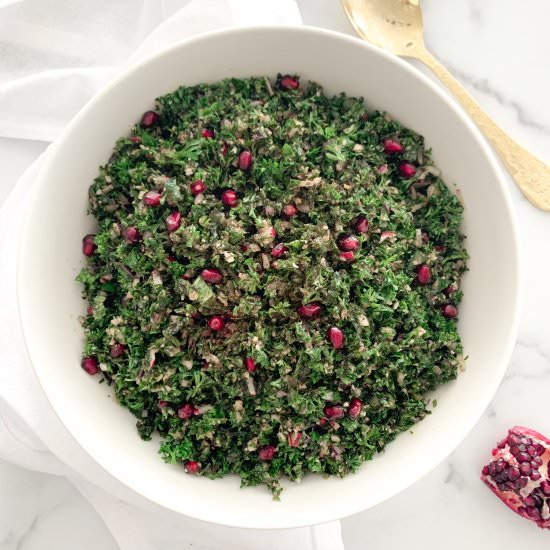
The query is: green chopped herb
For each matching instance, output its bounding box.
[79,75,468,498]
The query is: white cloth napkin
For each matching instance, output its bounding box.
[0,1,344,549]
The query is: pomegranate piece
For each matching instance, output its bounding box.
[279,75,299,90]
[353,215,369,234]
[339,251,355,262]
[244,357,256,373]
[348,398,362,419]
[123,226,140,243]
[201,268,223,284]
[258,445,276,461]
[282,204,298,218]
[190,180,206,195]
[323,405,345,420]
[288,432,302,447]
[110,343,125,358]
[140,110,159,128]
[416,264,432,285]
[208,316,224,331]
[143,190,161,206]
[383,139,403,154]
[221,189,238,208]
[297,302,322,319]
[481,426,550,529]
[238,150,253,171]
[82,234,96,256]
[201,128,214,138]
[177,403,197,420]
[327,327,344,349]
[398,161,417,178]
[337,234,359,252]
[81,356,99,375]
[166,211,182,233]
[271,243,288,258]
[442,304,458,318]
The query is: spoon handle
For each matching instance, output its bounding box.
[416,47,550,210]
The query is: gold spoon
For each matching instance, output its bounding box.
[341,0,550,210]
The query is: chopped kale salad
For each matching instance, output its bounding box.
[78,75,467,497]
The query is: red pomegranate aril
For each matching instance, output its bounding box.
[140,110,159,128]
[81,356,99,375]
[258,445,276,461]
[143,190,161,206]
[348,398,362,419]
[185,460,200,474]
[177,403,197,420]
[202,128,215,138]
[327,327,344,349]
[442,304,458,318]
[339,251,355,262]
[221,189,238,208]
[298,302,322,319]
[353,215,369,234]
[481,426,550,529]
[123,226,140,243]
[271,243,288,258]
[288,432,302,447]
[82,234,96,256]
[190,180,206,195]
[323,405,345,420]
[87,305,94,316]
[416,264,432,285]
[383,139,403,154]
[201,268,223,284]
[208,316,224,331]
[130,136,141,144]
[238,150,253,171]
[398,161,417,178]
[166,211,182,233]
[282,204,298,218]
[110,343,125,358]
[244,357,256,373]
[337,234,359,252]
[279,75,299,90]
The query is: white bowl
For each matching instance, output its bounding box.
[18,26,520,529]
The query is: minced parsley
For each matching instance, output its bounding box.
[78,75,467,498]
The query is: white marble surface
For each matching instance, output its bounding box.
[2,0,550,548]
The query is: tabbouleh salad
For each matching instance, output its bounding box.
[78,74,467,497]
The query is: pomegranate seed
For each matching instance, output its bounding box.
[398,161,417,178]
[190,180,206,195]
[297,302,322,319]
[185,460,200,474]
[166,211,182,233]
[177,403,197,420]
[201,268,223,284]
[323,405,345,420]
[348,398,362,419]
[123,226,140,243]
[82,234,96,256]
[241,244,249,252]
[279,75,299,90]
[383,139,403,154]
[130,136,141,144]
[339,251,355,262]
[208,316,224,331]
[81,356,99,375]
[444,283,458,296]
[140,110,159,128]
[338,234,359,251]
[353,215,369,234]
[158,400,168,408]
[319,418,328,426]
[244,357,256,373]
[258,445,276,461]
[282,204,298,218]
[271,243,288,258]
[269,227,276,238]
[238,150,253,171]
[416,264,431,285]
[86,305,94,316]
[201,128,214,138]
[143,190,161,206]
[327,327,344,349]
[221,143,228,156]
[442,304,458,318]
[110,343,125,358]
[221,189,238,207]
[288,432,302,447]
